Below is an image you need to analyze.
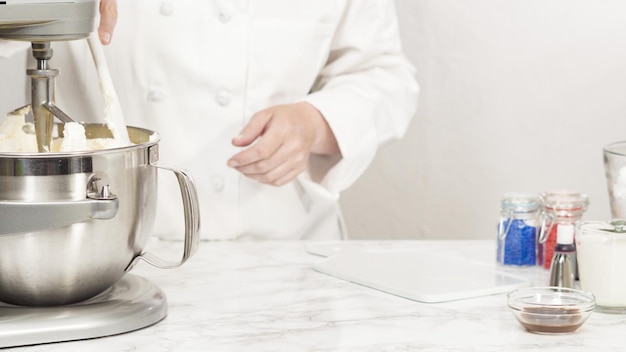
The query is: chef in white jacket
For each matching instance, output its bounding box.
[54,0,419,241]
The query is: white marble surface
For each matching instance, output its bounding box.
[6,240,626,352]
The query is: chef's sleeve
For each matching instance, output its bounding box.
[301,0,419,199]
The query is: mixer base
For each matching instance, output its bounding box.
[0,274,167,348]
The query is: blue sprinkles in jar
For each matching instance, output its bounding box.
[497,193,541,266]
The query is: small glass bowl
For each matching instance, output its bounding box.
[507,286,595,334]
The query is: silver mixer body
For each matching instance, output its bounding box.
[0,0,97,42]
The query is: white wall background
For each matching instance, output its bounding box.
[341,0,626,239]
[2,1,626,241]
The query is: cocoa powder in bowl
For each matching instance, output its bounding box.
[507,287,595,334]
[518,307,586,334]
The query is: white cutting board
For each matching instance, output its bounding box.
[313,247,530,303]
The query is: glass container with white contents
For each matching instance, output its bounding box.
[497,193,541,266]
[576,220,626,313]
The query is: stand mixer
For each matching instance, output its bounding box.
[0,1,201,347]
[0,0,97,151]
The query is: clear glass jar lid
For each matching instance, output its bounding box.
[577,219,626,234]
[604,141,626,156]
[541,190,589,214]
[501,192,541,213]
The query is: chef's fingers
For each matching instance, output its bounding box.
[232,145,289,175]
[227,131,283,168]
[234,134,306,174]
[233,138,309,186]
[98,0,118,45]
[232,108,273,147]
[273,168,303,186]
[238,155,302,187]
[239,159,296,186]
[250,166,302,187]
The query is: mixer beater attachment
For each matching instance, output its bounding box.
[27,42,79,152]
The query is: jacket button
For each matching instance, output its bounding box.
[147,89,167,102]
[218,11,232,23]
[211,175,225,192]
[160,2,174,16]
[215,89,231,106]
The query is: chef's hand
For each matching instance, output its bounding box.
[98,0,118,45]
[227,102,340,186]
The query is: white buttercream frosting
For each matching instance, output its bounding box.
[0,110,130,153]
[0,114,37,152]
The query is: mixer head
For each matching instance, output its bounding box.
[0,0,97,42]
[0,0,98,152]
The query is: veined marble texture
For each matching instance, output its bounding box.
[6,240,626,352]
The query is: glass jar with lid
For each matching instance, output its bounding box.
[576,220,626,313]
[497,192,542,266]
[538,190,589,270]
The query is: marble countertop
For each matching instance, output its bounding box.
[7,240,626,352]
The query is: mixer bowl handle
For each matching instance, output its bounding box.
[0,197,118,236]
[125,163,200,271]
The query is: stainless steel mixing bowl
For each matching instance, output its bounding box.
[0,124,199,306]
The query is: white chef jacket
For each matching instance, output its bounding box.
[49,0,419,241]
